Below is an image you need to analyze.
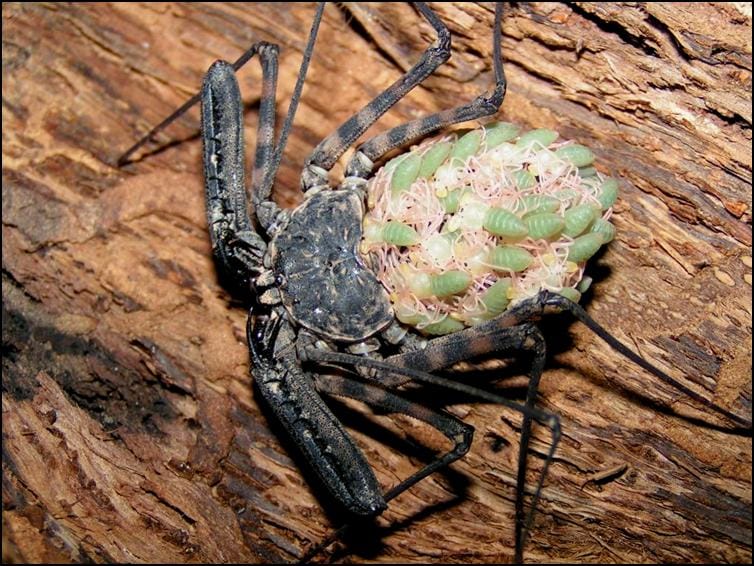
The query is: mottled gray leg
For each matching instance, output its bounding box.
[299,371,475,562]
[377,288,751,559]
[345,3,506,179]
[118,3,325,171]
[119,3,327,288]
[302,2,451,190]
[249,310,387,518]
[117,40,277,167]
[383,290,751,431]
[315,373,474,501]
[380,316,550,563]
[200,8,322,287]
[255,2,326,228]
[303,346,561,564]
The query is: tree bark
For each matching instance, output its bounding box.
[2,2,751,563]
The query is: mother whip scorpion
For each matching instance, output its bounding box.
[118,3,748,562]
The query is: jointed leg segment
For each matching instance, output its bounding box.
[314,372,474,503]
[379,316,552,563]
[302,1,451,189]
[119,4,326,291]
[542,292,750,428]
[303,3,508,187]
[305,343,562,563]
[346,3,507,179]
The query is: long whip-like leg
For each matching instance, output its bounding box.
[382,291,749,429]
[117,42,266,167]
[313,373,475,500]
[201,49,279,288]
[301,2,452,189]
[514,327,547,563]
[303,347,561,563]
[299,372,473,562]
[249,310,389,519]
[344,3,506,179]
[538,292,751,429]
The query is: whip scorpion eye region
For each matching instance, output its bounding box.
[362,122,619,335]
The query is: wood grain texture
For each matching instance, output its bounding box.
[2,2,751,563]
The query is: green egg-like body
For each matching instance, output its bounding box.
[391,152,422,194]
[483,207,528,240]
[519,194,561,216]
[557,287,582,303]
[382,221,420,246]
[394,308,424,327]
[525,213,565,241]
[488,246,534,272]
[567,233,604,262]
[598,178,619,210]
[513,169,536,189]
[440,188,464,213]
[590,217,616,243]
[484,122,520,149]
[481,278,512,316]
[421,316,466,336]
[430,271,472,298]
[450,130,483,163]
[419,141,453,178]
[516,128,559,149]
[555,144,595,168]
[563,204,598,237]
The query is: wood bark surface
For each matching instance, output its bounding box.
[2,2,752,563]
